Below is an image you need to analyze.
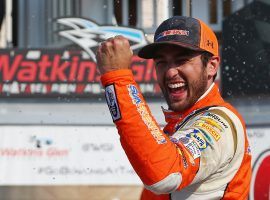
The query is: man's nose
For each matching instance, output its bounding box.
[165,64,179,79]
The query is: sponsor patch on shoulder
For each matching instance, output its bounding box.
[198,117,224,132]
[171,130,201,159]
[197,128,214,145]
[188,129,208,150]
[183,139,201,159]
[202,112,229,129]
[105,84,121,122]
[193,122,221,141]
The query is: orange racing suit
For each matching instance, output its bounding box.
[101,69,251,200]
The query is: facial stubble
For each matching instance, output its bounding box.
[163,68,208,112]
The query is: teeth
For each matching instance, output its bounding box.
[168,83,186,89]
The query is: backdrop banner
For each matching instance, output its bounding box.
[0,125,269,200]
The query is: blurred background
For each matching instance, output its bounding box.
[0,0,269,199]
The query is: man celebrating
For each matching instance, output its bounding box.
[96,16,251,200]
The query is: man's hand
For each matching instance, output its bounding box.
[96,35,133,75]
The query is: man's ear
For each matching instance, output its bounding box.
[207,56,220,80]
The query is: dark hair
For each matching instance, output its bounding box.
[201,51,217,81]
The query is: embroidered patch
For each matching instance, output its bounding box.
[198,117,224,132]
[203,112,228,129]
[197,128,214,145]
[179,136,190,145]
[188,130,208,150]
[127,84,166,144]
[172,128,209,152]
[156,29,190,41]
[171,131,201,160]
[181,138,201,159]
[193,122,221,141]
[105,84,121,121]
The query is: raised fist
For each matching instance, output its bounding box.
[96,35,133,75]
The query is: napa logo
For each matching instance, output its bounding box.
[57,17,148,61]
[189,130,208,150]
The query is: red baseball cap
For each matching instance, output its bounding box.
[138,16,219,59]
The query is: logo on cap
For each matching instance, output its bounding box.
[156,29,190,41]
[207,40,214,49]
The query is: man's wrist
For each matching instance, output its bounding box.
[100,69,134,87]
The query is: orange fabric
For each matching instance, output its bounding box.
[101,69,251,200]
[198,19,219,56]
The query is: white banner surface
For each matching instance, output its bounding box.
[0,126,141,185]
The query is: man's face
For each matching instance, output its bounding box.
[154,45,210,112]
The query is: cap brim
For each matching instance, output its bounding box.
[137,41,204,59]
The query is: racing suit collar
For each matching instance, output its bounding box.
[162,83,224,124]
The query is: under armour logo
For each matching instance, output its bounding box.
[207,40,214,48]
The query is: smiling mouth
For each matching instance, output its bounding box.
[166,82,188,101]
[168,82,187,92]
